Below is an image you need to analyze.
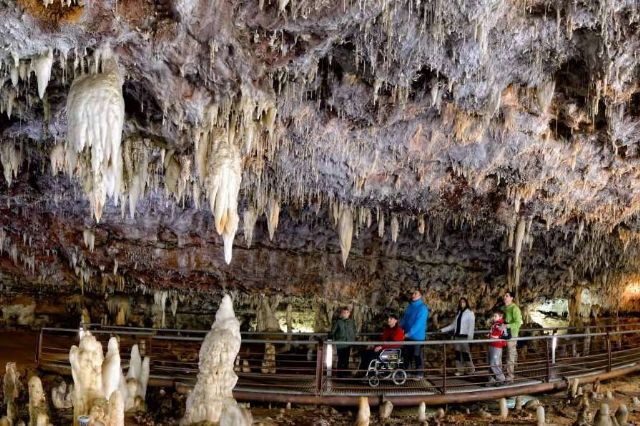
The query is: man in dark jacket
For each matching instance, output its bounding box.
[330,306,357,378]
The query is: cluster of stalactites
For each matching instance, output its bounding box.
[189,90,278,264]
[63,47,125,223]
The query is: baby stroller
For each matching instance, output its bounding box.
[365,349,407,387]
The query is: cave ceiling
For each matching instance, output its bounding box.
[0,0,640,310]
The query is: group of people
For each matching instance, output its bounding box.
[330,288,523,385]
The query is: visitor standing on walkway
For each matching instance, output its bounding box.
[501,291,523,382]
[330,306,356,378]
[400,287,429,379]
[440,297,475,375]
[487,310,507,385]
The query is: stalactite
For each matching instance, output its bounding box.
[0,142,23,187]
[390,214,399,243]
[66,49,124,222]
[32,49,54,99]
[83,229,95,252]
[512,218,526,293]
[243,207,258,248]
[338,205,353,267]
[266,197,280,241]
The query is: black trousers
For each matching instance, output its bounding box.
[404,340,424,374]
[358,349,380,372]
[336,347,351,377]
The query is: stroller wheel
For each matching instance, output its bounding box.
[368,375,380,387]
[392,369,407,385]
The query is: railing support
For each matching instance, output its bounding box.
[36,328,43,366]
[315,342,324,396]
[606,332,612,372]
[442,344,447,394]
[545,339,551,382]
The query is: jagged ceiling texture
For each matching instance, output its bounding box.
[1,0,640,312]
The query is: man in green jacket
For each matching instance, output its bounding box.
[330,306,356,378]
[502,291,523,382]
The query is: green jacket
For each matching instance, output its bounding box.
[502,303,523,337]
[330,318,356,349]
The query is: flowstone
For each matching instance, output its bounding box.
[181,295,251,425]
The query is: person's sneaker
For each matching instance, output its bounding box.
[454,371,463,377]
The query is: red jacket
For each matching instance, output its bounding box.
[488,319,507,348]
[381,325,405,349]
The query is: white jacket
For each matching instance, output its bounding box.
[441,309,475,339]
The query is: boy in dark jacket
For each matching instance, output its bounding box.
[330,307,357,378]
[487,310,507,385]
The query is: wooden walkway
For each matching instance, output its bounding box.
[36,323,640,406]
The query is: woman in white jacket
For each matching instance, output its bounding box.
[440,297,475,375]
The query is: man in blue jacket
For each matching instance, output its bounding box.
[400,287,430,379]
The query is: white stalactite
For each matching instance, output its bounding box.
[267,197,280,241]
[243,207,258,248]
[181,295,251,425]
[338,205,353,267]
[33,49,54,100]
[391,214,399,243]
[203,139,242,264]
[66,50,125,222]
[513,218,526,292]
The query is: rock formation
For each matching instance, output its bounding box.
[355,396,370,426]
[51,381,73,410]
[69,332,148,426]
[181,295,250,426]
[3,363,21,423]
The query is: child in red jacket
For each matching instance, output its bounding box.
[487,310,507,385]
[358,314,405,374]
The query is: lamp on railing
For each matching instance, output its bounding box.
[325,341,333,377]
[551,334,558,364]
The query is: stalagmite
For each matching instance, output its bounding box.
[593,403,612,426]
[338,206,353,267]
[536,405,545,425]
[378,211,384,238]
[266,197,280,241]
[379,400,393,420]
[615,404,628,426]
[102,338,121,400]
[4,363,20,423]
[181,295,250,425]
[515,395,524,410]
[28,376,49,426]
[261,343,276,374]
[355,396,370,426]
[70,332,104,424]
[51,381,73,409]
[33,49,54,99]
[66,49,125,222]
[418,402,426,421]
[499,397,508,419]
[107,391,124,426]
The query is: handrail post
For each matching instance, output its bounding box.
[36,328,43,366]
[545,338,551,382]
[606,332,612,372]
[315,341,324,395]
[442,343,447,394]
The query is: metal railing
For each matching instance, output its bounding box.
[36,323,640,405]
